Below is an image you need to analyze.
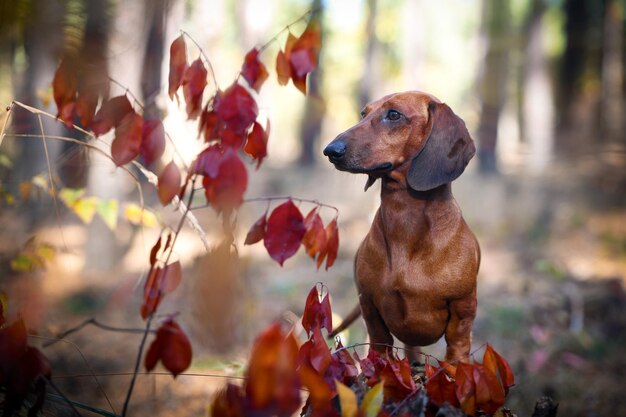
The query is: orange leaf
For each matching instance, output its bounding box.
[111,111,143,166]
[158,161,181,205]
[244,213,267,245]
[302,208,326,259]
[483,344,515,393]
[317,218,338,270]
[241,48,269,92]
[473,363,505,414]
[75,87,99,128]
[276,32,297,86]
[425,363,458,408]
[91,95,134,136]
[140,260,181,319]
[141,118,166,166]
[380,353,416,402]
[245,323,301,414]
[289,18,322,94]
[210,384,245,417]
[244,121,269,168]
[168,35,188,100]
[182,58,207,119]
[455,362,477,416]
[149,236,162,266]
[299,362,333,411]
[52,57,78,123]
[145,319,192,377]
[263,200,305,266]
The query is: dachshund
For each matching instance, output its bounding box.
[323,91,479,362]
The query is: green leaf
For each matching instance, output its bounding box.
[97,199,119,230]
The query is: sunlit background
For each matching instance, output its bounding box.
[1,0,625,416]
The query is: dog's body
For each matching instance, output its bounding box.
[323,91,479,361]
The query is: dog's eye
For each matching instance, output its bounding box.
[386,109,403,121]
[360,110,367,119]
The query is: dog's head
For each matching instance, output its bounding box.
[323,91,475,191]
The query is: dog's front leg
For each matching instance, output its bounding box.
[359,294,393,352]
[443,291,477,362]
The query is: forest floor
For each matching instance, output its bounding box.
[2,149,625,417]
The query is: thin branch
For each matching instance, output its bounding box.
[52,371,245,381]
[121,181,197,417]
[43,318,156,348]
[46,378,84,417]
[257,8,319,53]
[180,30,219,93]
[107,77,144,111]
[190,194,340,216]
[0,102,14,147]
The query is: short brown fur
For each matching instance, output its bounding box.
[323,91,479,362]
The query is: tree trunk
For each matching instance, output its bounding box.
[476,0,511,174]
[358,0,382,108]
[601,0,624,144]
[298,0,325,166]
[521,0,554,174]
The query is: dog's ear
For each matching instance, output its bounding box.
[407,102,475,191]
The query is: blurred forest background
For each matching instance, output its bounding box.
[1,0,625,416]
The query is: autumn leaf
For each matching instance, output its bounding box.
[245,322,301,414]
[210,384,245,417]
[425,362,458,408]
[91,95,134,136]
[214,83,258,135]
[276,32,297,86]
[361,382,384,417]
[301,284,332,335]
[199,107,221,142]
[111,111,143,166]
[380,352,416,402]
[96,198,119,230]
[264,199,306,266]
[219,128,246,149]
[302,208,326,259]
[149,235,162,266]
[327,339,359,386]
[455,362,477,416]
[336,380,357,417]
[202,149,248,212]
[241,48,269,92]
[317,218,339,270]
[289,17,322,94]
[244,212,267,245]
[168,35,188,100]
[52,57,78,126]
[483,344,515,394]
[124,203,158,228]
[244,121,269,168]
[75,87,99,128]
[473,363,505,414]
[193,144,224,178]
[158,161,181,205]
[141,118,166,166]
[140,260,182,319]
[182,58,208,119]
[145,318,192,377]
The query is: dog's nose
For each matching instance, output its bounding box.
[323,140,347,160]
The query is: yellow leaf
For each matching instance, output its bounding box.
[35,243,56,262]
[124,203,159,228]
[361,382,384,417]
[59,188,85,206]
[335,380,357,417]
[72,197,98,223]
[97,199,119,230]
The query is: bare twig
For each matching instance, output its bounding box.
[43,318,156,348]
[257,8,320,53]
[180,30,219,93]
[191,194,340,216]
[46,378,84,417]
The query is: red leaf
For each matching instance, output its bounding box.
[59,102,76,129]
[276,32,297,86]
[0,318,28,380]
[328,340,358,385]
[355,348,388,386]
[245,323,301,413]
[298,362,333,412]
[473,363,505,414]
[455,362,477,416]
[199,107,221,142]
[317,218,339,270]
[380,353,416,402]
[75,87,99,128]
[202,149,248,212]
[141,119,166,166]
[425,363,458,408]
[483,344,515,394]
[244,213,267,245]
[182,58,208,119]
[168,35,188,100]
[241,48,269,92]
[306,325,331,374]
[301,285,332,335]
[145,319,192,377]
[140,261,182,319]
[111,111,143,166]
[193,144,223,178]
[52,58,78,121]
[158,161,181,205]
[91,95,134,136]
[244,121,269,168]
[149,236,162,266]
[214,83,258,135]
[289,18,322,95]
[302,208,326,259]
[219,128,246,149]
[264,200,305,265]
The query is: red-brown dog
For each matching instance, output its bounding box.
[323,91,480,362]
